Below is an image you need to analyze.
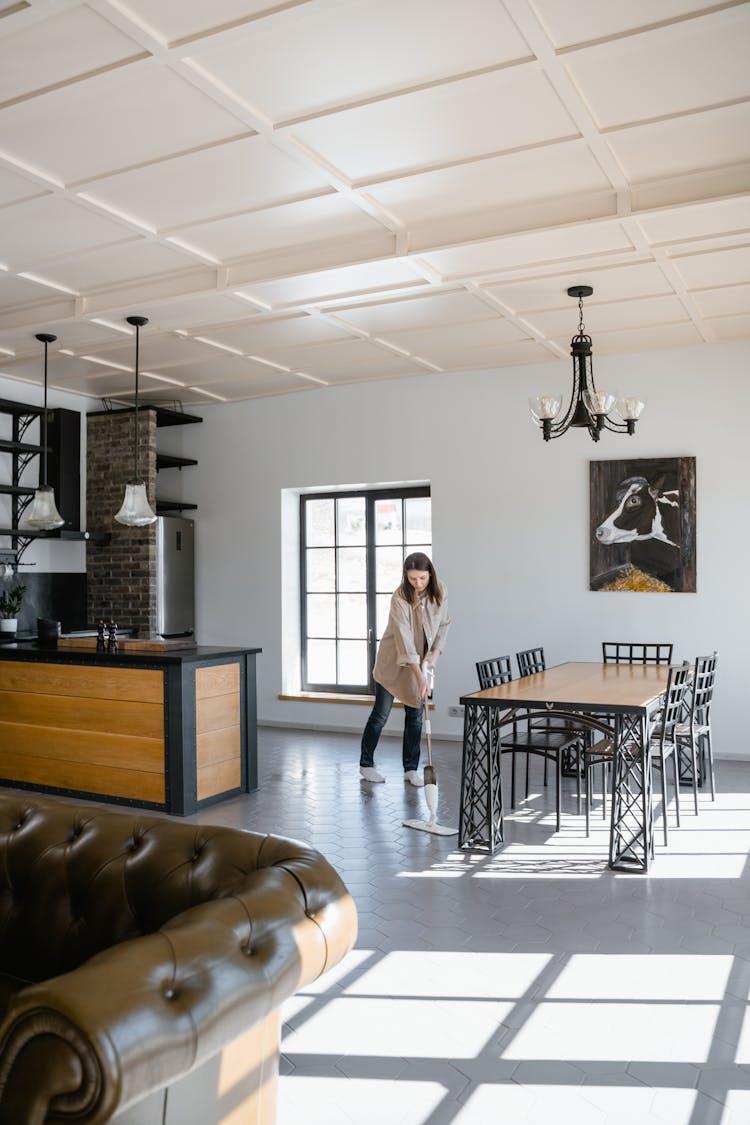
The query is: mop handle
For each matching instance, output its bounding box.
[424,667,434,768]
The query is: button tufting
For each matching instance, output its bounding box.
[163,988,175,1001]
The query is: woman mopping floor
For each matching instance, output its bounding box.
[359,552,450,786]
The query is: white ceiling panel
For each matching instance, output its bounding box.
[0,5,143,106]
[28,239,196,293]
[671,245,750,290]
[566,322,703,354]
[201,314,355,352]
[140,353,276,385]
[1,350,116,383]
[127,293,261,332]
[89,333,224,370]
[288,65,576,183]
[691,284,750,319]
[0,166,46,207]
[706,313,750,340]
[326,290,499,334]
[636,198,750,247]
[531,0,726,50]
[186,371,317,400]
[0,195,131,267]
[485,263,675,311]
[0,318,128,358]
[368,140,612,226]
[86,136,331,231]
[421,223,636,280]
[189,0,531,124]
[439,339,553,367]
[256,337,426,379]
[0,66,246,185]
[0,271,59,307]
[180,194,386,261]
[118,0,288,46]
[0,1,745,405]
[382,317,528,356]
[565,7,750,129]
[608,103,750,184]
[530,294,690,337]
[241,260,426,308]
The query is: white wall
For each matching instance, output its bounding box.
[144,341,750,759]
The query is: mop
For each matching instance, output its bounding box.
[403,672,458,836]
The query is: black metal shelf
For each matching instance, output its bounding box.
[0,398,42,418]
[0,484,35,496]
[0,527,110,543]
[0,438,45,455]
[156,453,198,471]
[156,500,198,514]
[90,404,203,428]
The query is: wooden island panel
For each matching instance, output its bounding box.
[0,645,260,814]
[195,662,241,800]
[0,660,165,803]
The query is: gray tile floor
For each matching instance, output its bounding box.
[193,728,750,1125]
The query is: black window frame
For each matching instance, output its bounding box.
[300,485,431,693]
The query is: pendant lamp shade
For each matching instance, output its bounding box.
[22,333,65,531]
[114,315,157,527]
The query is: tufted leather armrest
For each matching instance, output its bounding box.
[0,795,357,1124]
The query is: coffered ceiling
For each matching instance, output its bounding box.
[0,0,748,407]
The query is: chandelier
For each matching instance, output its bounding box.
[529,285,645,442]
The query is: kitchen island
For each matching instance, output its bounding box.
[0,643,260,815]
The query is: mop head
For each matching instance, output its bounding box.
[403,780,458,835]
[403,818,458,836]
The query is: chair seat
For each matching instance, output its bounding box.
[675,722,710,738]
[501,730,579,751]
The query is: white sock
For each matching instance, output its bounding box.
[360,766,385,783]
[404,770,424,787]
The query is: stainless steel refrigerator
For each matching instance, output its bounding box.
[156,516,195,637]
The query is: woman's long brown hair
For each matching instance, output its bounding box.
[399,552,442,606]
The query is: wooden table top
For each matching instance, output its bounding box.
[461,661,672,712]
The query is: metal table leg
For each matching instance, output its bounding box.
[459,702,504,853]
[609,711,654,872]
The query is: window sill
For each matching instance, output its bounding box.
[279,691,404,708]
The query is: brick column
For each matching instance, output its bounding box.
[86,409,157,637]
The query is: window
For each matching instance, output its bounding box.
[301,487,431,692]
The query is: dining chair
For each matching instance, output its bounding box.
[475,656,579,831]
[602,642,674,665]
[476,656,512,689]
[675,652,718,809]
[516,646,585,776]
[649,660,691,844]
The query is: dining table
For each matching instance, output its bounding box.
[458,661,673,872]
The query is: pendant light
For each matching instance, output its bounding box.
[22,332,65,530]
[114,315,157,527]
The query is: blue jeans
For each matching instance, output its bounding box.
[360,681,423,772]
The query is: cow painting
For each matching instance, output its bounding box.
[590,458,696,593]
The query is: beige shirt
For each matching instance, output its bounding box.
[373,582,451,708]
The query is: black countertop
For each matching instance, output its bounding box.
[0,641,261,667]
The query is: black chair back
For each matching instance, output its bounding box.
[691,651,718,724]
[658,662,691,748]
[476,656,512,689]
[516,647,545,678]
[602,642,673,665]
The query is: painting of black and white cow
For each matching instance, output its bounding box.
[590,458,696,592]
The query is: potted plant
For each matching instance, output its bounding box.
[0,583,25,636]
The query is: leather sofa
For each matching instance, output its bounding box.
[0,792,357,1124]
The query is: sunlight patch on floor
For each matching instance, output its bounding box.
[505,1000,720,1062]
